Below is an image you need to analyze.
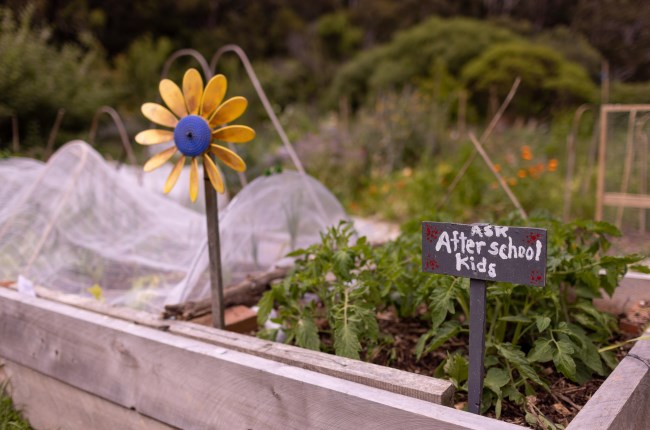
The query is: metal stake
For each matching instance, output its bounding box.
[204,157,225,329]
[468,278,487,414]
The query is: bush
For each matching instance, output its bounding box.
[330,17,519,108]
[461,41,596,116]
[0,5,113,151]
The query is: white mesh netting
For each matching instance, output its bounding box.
[0,141,348,312]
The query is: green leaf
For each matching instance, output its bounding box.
[496,344,548,389]
[553,339,577,381]
[485,367,510,395]
[333,250,354,278]
[295,317,320,351]
[528,338,554,363]
[334,323,362,359]
[286,248,309,257]
[630,264,650,274]
[567,324,604,375]
[444,353,469,388]
[535,316,551,333]
[428,279,461,330]
[600,349,619,370]
[424,321,461,356]
[503,384,524,404]
[498,315,532,323]
[495,396,503,419]
[415,331,432,360]
[257,291,274,325]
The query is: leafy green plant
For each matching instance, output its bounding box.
[0,381,33,430]
[257,216,646,420]
[258,222,381,359]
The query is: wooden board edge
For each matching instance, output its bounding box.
[567,330,650,429]
[28,285,455,406]
[0,288,520,430]
[0,358,176,430]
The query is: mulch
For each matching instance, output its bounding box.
[355,302,650,428]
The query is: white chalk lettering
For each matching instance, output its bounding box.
[495,226,509,237]
[455,253,469,271]
[436,231,451,253]
[471,225,483,237]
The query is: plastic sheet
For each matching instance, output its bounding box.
[0,141,348,311]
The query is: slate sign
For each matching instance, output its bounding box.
[422,222,547,286]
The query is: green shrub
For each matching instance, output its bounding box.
[258,217,646,418]
[461,41,596,116]
[330,17,519,108]
[0,4,113,151]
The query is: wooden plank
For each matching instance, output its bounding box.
[167,319,455,405]
[603,192,650,209]
[596,105,607,220]
[0,288,519,430]
[567,329,650,429]
[602,104,650,113]
[0,359,176,430]
[30,284,456,406]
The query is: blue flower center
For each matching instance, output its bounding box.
[173,115,211,157]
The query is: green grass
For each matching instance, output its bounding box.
[0,384,32,430]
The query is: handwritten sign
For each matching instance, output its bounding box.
[422,222,547,286]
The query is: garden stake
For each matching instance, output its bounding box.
[135,68,256,330]
[204,158,225,328]
[467,277,487,414]
[437,77,521,210]
[422,222,547,415]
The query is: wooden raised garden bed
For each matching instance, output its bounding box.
[1,282,649,429]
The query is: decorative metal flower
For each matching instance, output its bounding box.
[135,68,255,202]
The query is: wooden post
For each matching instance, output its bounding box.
[422,222,547,416]
[596,106,607,220]
[616,110,637,228]
[601,61,610,105]
[467,278,487,415]
[468,132,528,220]
[563,105,592,222]
[204,156,225,329]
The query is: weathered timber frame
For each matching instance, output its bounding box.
[1,284,649,429]
[0,287,523,430]
[596,104,650,229]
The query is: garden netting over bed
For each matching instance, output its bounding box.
[0,141,348,311]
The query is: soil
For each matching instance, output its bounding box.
[233,298,649,428]
[356,302,650,428]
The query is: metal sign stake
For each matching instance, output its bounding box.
[422,221,547,416]
[468,277,487,414]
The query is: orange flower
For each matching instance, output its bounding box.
[508,178,517,186]
[548,159,558,172]
[494,163,502,173]
[521,146,533,161]
[517,169,527,179]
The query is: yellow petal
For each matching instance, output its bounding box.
[209,97,248,127]
[201,74,227,118]
[144,147,177,172]
[183,68,203,115]
[160,79,188,118]
[189,156,199,202]
[212,125,255,143]
[135,129,174,145]
[210,144,246,172]
[164,155,186,194]
[141,103,178,128]
[203,153,225,194]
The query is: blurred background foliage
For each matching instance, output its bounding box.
[1,0,650,224]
